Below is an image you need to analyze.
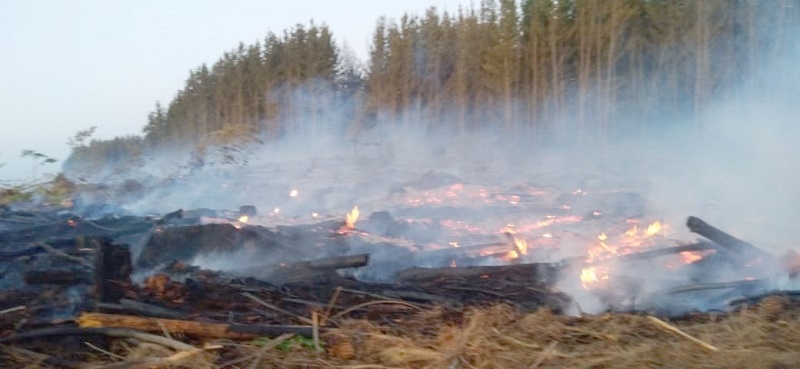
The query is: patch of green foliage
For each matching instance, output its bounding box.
[276,336,318,352]
[250,335,319,352]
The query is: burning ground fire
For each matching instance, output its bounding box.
[186,177,729,310]
[575,219,717,292]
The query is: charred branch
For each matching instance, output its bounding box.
[0,326,197,351]
[96,299,188,319]
[23,270,90,285]
[686,216,775,263]
[394,262,563,285]
[93,239,131,303]
[240,254,369,284]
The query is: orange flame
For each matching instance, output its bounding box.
[234,215,249,230]
[680,251,704,264]
[345,206,360,229]
[580,267,599,289]
[504,238,529,260]
[514,237,528,256]
[580,266,609,290]
[646,221,662,237]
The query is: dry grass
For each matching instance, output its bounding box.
[6,296,800,368]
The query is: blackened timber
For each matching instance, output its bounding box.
[394,262,563,285]
[242,254,370,284]
[228,323,314,338]
[24,269,90,285]
[686,216,775,262]
[118,298,188,319]
[94,238,132,303]
[306,254,369,269]
[240,253,369,274]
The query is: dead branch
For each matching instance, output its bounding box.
[0,326,197,351]
[395,262,562,284]
[118,299,188,319]
[330,300,423,321]
[647,315,719,351]
[78,312,257,340]
[226,324,315,338]
[237,254,370,284]
[242,292,314,325]
[38,242,92,267]
[0,345,87,369]
[0,306,25,316]
[24,269,90,285]
[656,279,765,295]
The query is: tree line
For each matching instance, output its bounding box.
[64,0,800,174]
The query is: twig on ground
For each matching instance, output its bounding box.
[84,341,125,361]
[312,311,323,352]
[491,328,541,348]
[647,316,719,351]
[0,305,25,315]
[218,333,294,368]
[321,286,343,326]
[339,288,405,302]
[531,341,558,369]
[657,280,764,295]
[0,345,87,369]
[90,346,212,369]
[242,292,314,325]
[0,327,197,352]
[156,319,173,340]
[81,218,120,232]
[331,300,423,321]
[38,242,92,267]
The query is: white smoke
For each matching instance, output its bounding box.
[60,22,800,316]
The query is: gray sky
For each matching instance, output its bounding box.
[0,0,467,181]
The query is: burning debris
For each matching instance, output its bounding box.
[2,179,800,367]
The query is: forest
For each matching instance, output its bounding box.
[63,0,800,174]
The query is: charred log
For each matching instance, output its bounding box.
[93,238,131,303]
[23,270,90,285]
[239,254,370,284]
[395,262,563,285]
[686,216,775,263]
